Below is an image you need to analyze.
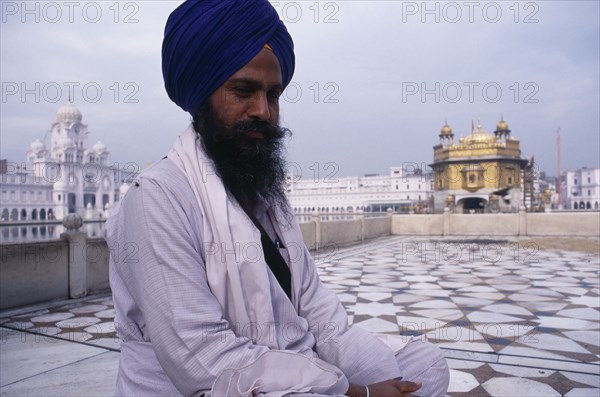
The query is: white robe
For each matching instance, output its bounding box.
[105,129,406,396]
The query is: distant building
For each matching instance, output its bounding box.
[430,119,532,213]
[286,166,433,218]
[0,103,134,222]
[535,171,557,211]
[563,167,600,210]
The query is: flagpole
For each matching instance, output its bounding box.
[557,128,562,209]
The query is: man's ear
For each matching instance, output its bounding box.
[192,101,210,133]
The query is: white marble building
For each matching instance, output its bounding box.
[563,167,600,210]
[0,103,134,222]
[286,166,433,218]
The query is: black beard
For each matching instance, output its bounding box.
[192,101,291,215]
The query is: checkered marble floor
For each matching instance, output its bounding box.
[1,236,599,396]
[0,295,119,352]
[319,236,600,396]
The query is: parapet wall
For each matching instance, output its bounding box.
[364,216,392,239]
[449,214,520,236]
[2,211,597,310]
[1,236,111,311]
[298,212,393,250]
[391,215,443,236]
[0,240,69,310]
[320,220,362,247]
[526,212,600,236]
[299,222,317,250]
[392,211,600,236]
[86,237,111,292]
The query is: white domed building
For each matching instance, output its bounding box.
[1,103,135,222]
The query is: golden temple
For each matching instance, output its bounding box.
[430,118,531,213]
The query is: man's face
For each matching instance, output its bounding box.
[193,48,290,212]
[209,48,283,135]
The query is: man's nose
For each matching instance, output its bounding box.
[248,93,270,121]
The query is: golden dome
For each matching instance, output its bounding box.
[440,123,453,136]
[462,122,495,144]
[495,117,511,136]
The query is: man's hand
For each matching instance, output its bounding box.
[346,379,422,397]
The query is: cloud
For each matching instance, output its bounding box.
[1,0,598,177]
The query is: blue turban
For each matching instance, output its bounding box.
[162,0,295,116]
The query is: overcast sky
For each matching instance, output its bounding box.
[1,0,598,179]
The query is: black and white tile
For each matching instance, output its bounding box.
[1,236,598,396]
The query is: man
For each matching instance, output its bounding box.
[105,1,449,396]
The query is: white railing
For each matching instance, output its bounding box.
[295,211,390,223]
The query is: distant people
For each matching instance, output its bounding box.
[105,1,449,396]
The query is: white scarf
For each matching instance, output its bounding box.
[166,126,408,396]
[167,125,301,348]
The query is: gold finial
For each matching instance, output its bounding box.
[477,119,482,132]
[440,120,453,136]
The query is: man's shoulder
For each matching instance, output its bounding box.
[120,157,197,210]
[106,157,205,256]
[134,158,193,195]
[139,157,183,183]
[110,157,203,231]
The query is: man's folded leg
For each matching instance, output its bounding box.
[394,336,450,397]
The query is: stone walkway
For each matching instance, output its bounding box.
[1,236,599,396]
